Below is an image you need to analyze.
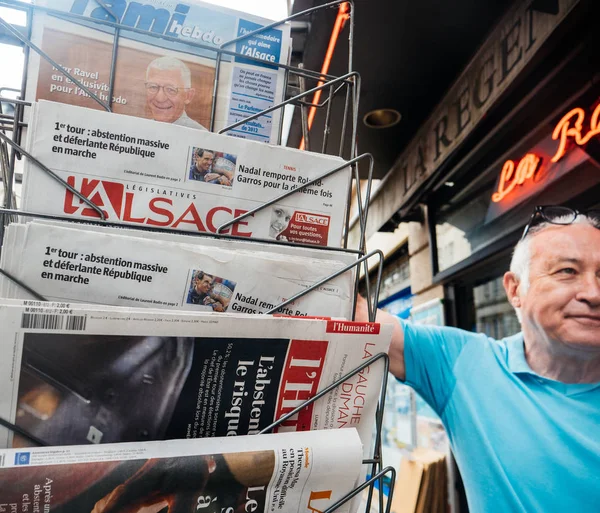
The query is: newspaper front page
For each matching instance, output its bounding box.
[22,101,351,247]
[0,301,391,457]
[0,221,354,317]
[0,429,363,513]
[26,0,291,143]
[25,219,359,263]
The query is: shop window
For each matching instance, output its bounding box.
[473,276,520,339]
[434,157,600,273]
[379,257,410,299]
[362,246,411,302]
[434,90,600,274]
[435,183,521,273]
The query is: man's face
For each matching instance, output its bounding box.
[515,224,600,352]
[195,275,213,294]
[195,151,214,172]
[146,67,195,123]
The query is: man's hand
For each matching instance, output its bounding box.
[203,173,221,183]
[355,295,406,380]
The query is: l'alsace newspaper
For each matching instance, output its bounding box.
[0,301,391,457]
[22,101,351,247]
[0,429,363,513]
[26,0,291,143]
[0,221,355,317]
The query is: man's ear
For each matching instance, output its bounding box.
[503,271,522,308]
[185,87,196,104]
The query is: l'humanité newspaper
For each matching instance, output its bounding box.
[25,0,291,143]
[0,301,392,461]
[0,430,363,513]
[22,101,351,247]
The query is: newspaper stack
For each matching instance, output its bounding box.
[26,0,291,143]
[0,221,356,317]
[22,101,351,247]
[0,429,363,513]
[0,300,391,460]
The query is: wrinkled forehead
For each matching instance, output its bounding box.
[529,224,600,269]
[147,66,185,85]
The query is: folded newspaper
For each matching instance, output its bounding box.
[0,221,355,317]
[0,429,363,513]
[22,101,351,247]
[0,301,391,458]
[26,0,291,143]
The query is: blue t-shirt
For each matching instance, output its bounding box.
[401,322,600,513]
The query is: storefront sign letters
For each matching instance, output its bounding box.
[551,103,600,162]
[491,153,541,203]
[491,99,599,204]
[355,0,581,243]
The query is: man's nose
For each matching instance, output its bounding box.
[576,273,600,307]
[155,87,168,101]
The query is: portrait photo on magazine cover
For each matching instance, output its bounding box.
[34,25,216,130]
[188,147,237,186]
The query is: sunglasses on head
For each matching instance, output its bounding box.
[521,205,600,240]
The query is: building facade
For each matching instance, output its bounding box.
[354,0,598,336]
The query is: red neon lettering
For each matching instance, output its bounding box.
[491,153,541,203]
[551,103,600,163]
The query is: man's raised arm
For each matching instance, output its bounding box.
[355,295,406,380]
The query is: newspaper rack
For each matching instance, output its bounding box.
[0,2,394,512]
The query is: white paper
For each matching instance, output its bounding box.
[0,221,355,317]
[22,101,351,247]
[0,429,363,513]
[0,300,391,461]
[26,0,291,143]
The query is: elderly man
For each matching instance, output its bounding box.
[358,205,600,513]
[145,56,207,130]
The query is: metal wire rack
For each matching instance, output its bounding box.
[0,1,393,511]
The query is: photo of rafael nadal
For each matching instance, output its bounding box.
[189,148,234,185]
[187,270,231,312]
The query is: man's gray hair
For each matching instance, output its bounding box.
[146,56,192,89]
[509,213,597,321]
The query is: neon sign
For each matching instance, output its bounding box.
[551,103,600,162]
[492,100,599,203]
[491,153,541,203]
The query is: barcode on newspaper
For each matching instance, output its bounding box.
[21,313,87,331]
